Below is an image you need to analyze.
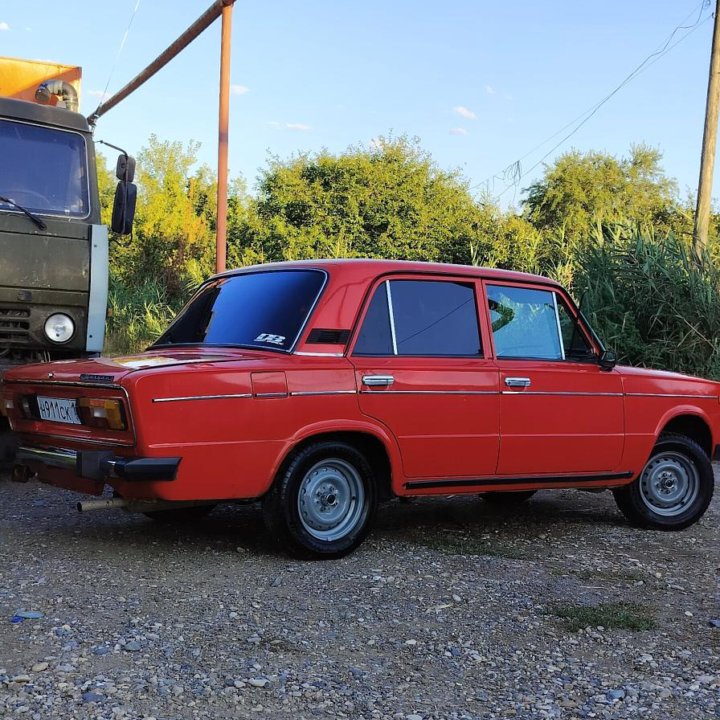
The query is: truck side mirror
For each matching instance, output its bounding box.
[111,181,137,235]
[116,154,136,183]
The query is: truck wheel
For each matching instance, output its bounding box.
[143,504,216,523]
[480,490,536,505]
[262,441,377,559]
[613,433,714,530]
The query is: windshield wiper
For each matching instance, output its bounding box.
[0,195,47,230]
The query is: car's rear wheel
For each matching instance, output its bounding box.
[263,441,377,559]
[613,433,714,530]
[480,490,536,505]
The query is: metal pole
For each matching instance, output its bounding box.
[694,0,720,256]
[87,0,234,124]
[216,1,233,274]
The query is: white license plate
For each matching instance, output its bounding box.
[36,396,81,425]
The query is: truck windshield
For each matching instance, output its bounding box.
[154,270,327,352]
[0,119,89,218]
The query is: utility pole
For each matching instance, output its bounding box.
[694,0,720,256]
[216,0,233,274]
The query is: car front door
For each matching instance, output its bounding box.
[350,275,500,481]
[486,282,625,477]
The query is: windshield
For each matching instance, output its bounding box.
[154,269,327,352]
[0,119,89,218]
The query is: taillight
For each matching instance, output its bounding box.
[77,398,127,430]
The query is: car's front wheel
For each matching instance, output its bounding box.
[613,433,714,530]
[263,441,377,558]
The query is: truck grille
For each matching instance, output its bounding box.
[0,308,30,344]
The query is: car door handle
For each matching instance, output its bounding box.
[362,375,395,387]
[505,377,531,388]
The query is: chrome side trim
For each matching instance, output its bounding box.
[17,445,77,470]
[290,390,357,397]
[502,391,624,397]
[625,393,719,400]
[359,390,497,395]
[86,225,109,352]
[294,351,344,357]
[153,393,252,403]
[255,392,288,399]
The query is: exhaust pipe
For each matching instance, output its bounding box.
[76,498,216,513]
[77,498,128,512]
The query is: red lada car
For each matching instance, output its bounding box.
[1,260,716,557]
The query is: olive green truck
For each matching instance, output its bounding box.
[0,64,135,462]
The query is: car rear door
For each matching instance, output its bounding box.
[350,274,500,480]
[485,281,625,477]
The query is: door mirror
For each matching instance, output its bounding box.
[111,181,137,235]
[599,349,618,371]
[116,153,136,183]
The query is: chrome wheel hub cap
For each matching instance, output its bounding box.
[639,452,699,517]
[297,459,366,541]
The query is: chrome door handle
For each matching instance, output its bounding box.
[362,375,395,387]
[505,377,531,388]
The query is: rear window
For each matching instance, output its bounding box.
[154,270,326,351]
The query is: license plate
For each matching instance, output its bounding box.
[36,396,81,425]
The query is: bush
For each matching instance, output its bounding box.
[574,228,720,379]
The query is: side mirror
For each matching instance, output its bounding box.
[116,154,136,183]
[599,349,618,371]
[111,181,137,235]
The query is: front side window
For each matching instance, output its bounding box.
[487,285,563,360]
[154,270,325,351]
[354,279,481,356]
[557,299,595,361]
[0,119,89,217]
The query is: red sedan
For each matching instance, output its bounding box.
[1,260,716,557]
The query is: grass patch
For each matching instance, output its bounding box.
[413,530,527,559]
[549,602,656,632]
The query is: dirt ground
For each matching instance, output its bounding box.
[1,471,718,719]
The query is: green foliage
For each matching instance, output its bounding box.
[105,271,181,355]
[574,229,720,379]
[549,602,656,632]
[524,145,681,244]
[230,136,493,266]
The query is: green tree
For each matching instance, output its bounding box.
[230,136,493,266]
[523,145,680,244]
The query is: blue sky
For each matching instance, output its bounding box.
[0,1,715,206]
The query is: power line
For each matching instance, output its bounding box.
[476,1,712,201]
[100,0,143,102]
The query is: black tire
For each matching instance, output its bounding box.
[613,433,714,531]
[143,504,217,524]
[262,441,377,559]
[480,490,536,505]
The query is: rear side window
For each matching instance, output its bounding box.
[487,285,562,360]
[354,279,481,357]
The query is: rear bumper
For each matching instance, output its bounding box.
[17,445,180,482]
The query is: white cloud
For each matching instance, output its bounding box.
[88,90,111,100]
[268,121,312,132]
[0,22,9,31]
[484,85,496,95]
[230,84,249,95]
[453,105,476,120]
[450,127,468,136]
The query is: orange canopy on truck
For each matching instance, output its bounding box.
[0,56,81,105]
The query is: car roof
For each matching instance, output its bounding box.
[212,258,561,288]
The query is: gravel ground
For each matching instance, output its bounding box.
[0,471,718,720]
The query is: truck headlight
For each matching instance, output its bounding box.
[44,313,75,343]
